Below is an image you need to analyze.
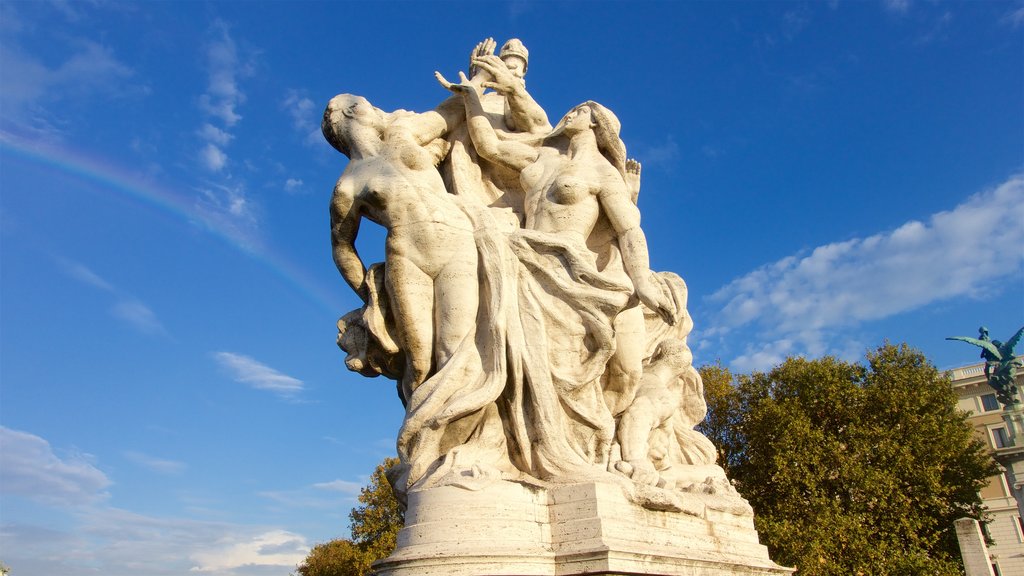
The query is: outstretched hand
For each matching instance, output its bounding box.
[625,158,642,203]
[471,54,521,95]
[637,282,676,326]
[468,37,497,79]
[626,158,642,177]
[435,70,478,96]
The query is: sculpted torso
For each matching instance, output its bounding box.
[337,145,473,272]
[325,98,479,405]
[522,150,609,244]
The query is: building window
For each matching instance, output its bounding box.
[1016,516,1024,543]
[981,393,1000,412]
[991,426,1011,449]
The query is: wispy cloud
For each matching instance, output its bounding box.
[58,259,167,336]
[198,21,249,129]
[284,177,304,194]
[282,89,320,146]
[1003,4,1024,28]
[0,426,111,507]
[634,136,680,171]
[883,0,911,15]
[258,478,362,510]
[311,479,362,494]
[190,21,263,250]
[189,529,308,573]
[702,174,1024,372]
[196,21,247,171]
[213,352,304,397]
[111,300,166,335]
[200,142,228,172]
[0,34,138,140]
[3,508,309,576]
[62,260,116,291]
[197,123,233,146]
[1,428,309,576]
[123,451,187,475]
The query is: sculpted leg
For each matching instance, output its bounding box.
[433,250,480,367]
[386,256,436,401]
[604,306,646,417]
[615,397,661,485]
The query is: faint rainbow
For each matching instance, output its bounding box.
[1,132,346,315]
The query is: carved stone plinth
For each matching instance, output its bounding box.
[373,480,792,576]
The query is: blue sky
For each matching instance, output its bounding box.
[1,1,1021,574]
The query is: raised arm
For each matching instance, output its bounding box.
[436,71,540,172]
[625,158,641,204]
[471,54,551,134]
[330,176,368,303]
[598,178,675,325]
[386,106,455,148]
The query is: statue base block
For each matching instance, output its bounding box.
[373,479,792,576]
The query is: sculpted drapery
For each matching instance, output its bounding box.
[325,39,712,500]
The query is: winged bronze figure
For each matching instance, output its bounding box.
[947,325,1024,408]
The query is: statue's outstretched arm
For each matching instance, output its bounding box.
[598,180,675,325]
[471,54,551,134]
[436,71,539,172]
[386,108,450,148]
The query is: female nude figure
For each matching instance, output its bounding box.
[322,94,478,404]
[440,74,675,470]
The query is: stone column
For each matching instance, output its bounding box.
[954,518,995,576]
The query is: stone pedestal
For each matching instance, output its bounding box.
[373,479,792,576]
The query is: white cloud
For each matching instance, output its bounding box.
[282,90,316,133]
[312,480,362,494]
[193,181,262,251]
[2,511,310,576]
[883,0,911,14]
[282,90,321,146]
[284,177,304,194]
[58,258,167,336]
[189,529,308,573]
[703,174,1024,371]
[111,299,166,335]
[201,143,228,172]
[60,259,116,292]
[198,21,250,128]
[0,427,111,507]
[635,136,680,171]
[1004,5,1024,28]
[123,451,187,475]
[198,123,234,146]
[0,36,138,139]
[214,352,304,397]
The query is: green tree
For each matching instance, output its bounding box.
[702,343,999,576]
[697,361,743,476]
[295,457,403,576]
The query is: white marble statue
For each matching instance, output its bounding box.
[326,41,715,497]
[323,38,791,576]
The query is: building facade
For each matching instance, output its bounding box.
[949,361,1024,576]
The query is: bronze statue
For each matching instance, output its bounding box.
[947,325,1024,408]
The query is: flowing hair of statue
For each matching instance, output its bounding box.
[545,101,628,181]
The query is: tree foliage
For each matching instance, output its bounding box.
[294,457,403,576]
[701,343,999,576]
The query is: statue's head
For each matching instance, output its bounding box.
[322,94,382,157]
[553,101,626,179]
[979,326,990,339]
[499,38,529,78]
